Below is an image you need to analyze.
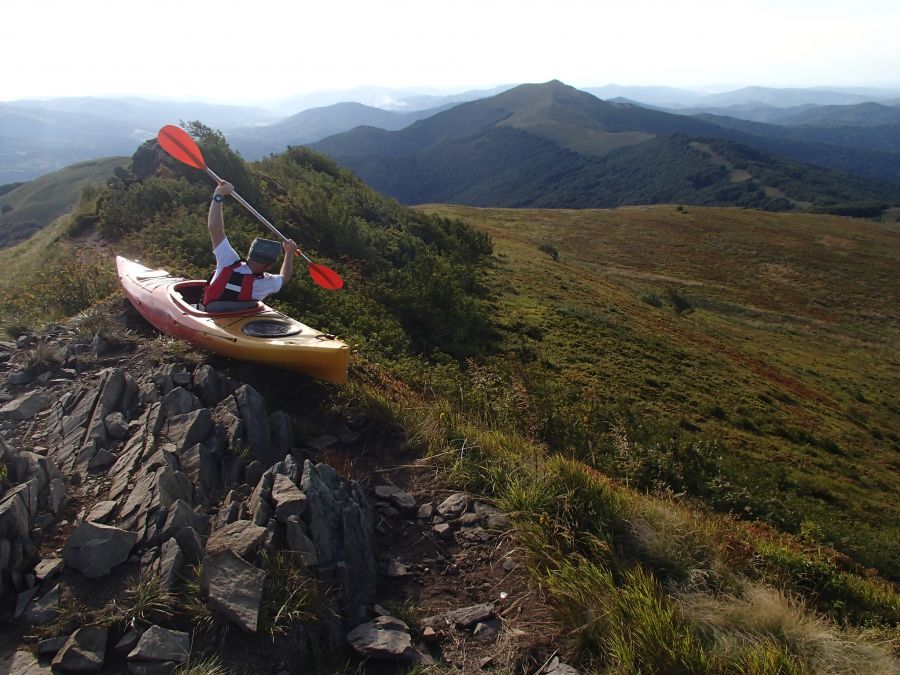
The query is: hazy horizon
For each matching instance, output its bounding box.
[3,0,899,106]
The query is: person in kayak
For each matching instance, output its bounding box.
[202,180,299,312]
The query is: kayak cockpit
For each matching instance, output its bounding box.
[170,281,265,317]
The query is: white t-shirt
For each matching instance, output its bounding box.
[212,237,283,301]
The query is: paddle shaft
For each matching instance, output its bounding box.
[205,165,314,266]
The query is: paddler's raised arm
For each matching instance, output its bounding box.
[279,239,298,285]
[207,180,234,249]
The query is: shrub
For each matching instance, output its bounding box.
[538,241,560,261]
[667,287,694,315]
[641,291,663,307]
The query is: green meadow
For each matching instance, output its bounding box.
[418,204,900,578]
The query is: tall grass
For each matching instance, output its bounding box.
[344,365,900,674]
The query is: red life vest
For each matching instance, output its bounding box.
[202,261,262,306]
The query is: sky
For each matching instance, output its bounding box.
[3,0,899,105]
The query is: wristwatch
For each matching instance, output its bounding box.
[213,194,224,203]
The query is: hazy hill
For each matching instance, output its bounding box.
[11,96,276,131]
[0,156,126,247]
[774,101,900,126]
[228,101,451,160]
[586,84,900,110]
[0,97,275,183]
[312,81,900,209]
[265,83,512,115]
[0,104,144,184]
[691,85,894,108]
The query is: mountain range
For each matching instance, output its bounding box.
[3,82,900,212]
[311,80,900,210]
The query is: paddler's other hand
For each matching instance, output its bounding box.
[213,181,234,197]
[283,239,298,256]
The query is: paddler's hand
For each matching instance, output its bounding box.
[283,239,299,256]
[213,181,234,198]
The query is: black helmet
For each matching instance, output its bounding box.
[247,238,281,264]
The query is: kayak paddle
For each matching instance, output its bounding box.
[156,124,343,290]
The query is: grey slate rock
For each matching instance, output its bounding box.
[346,615,418,660]
[63,521,137,578]
[173,526,204,565]
[205,519,267,561]
[24,583,60,625]
[436,493,469,519]
[128,624,190,664]
[271,473,307,522]
[160,387,201,418]
[160,499,208,541]
[300,460,375,627]
[34,557,64,581]
[193,365,226,407]
[285,516,317,566]
[86,501,118,524]
[201,549,265,632]
[423,603,496,629]
[0,489,31,538]
[51,626,108,672]
[0,390,50,421]
[233,384,272,465]
[162,409,213,453]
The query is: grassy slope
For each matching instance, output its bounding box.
[0,157,127,247]
[419,203,900,577]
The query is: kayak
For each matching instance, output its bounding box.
[116,256,350,384]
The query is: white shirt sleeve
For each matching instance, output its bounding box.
[249,274,284,300]
[212,237,241,275]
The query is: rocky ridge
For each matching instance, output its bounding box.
[0,318,579,673]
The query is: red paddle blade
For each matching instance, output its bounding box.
[157,125,207,170]
[308,262,343,290]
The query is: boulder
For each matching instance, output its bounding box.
[423,603,496,629]
[233,385,273,465]
[160,499,208,541]
[173,527,204,565]
[162,409,213,453]
[179,442,223,506]
[193,365,226,407]
[157,538,184,588]
[103,412,129,440]
[86,501,118,524]
[160,387,201,418]
[0,391,50,421]
[23,583,60,625]
[157,467,193,509]
[201,549,265,632]
[205,519,267,561]
[0,490,31,539]
[436,492,469,519]
[346,616,418,660]
[63,522,137,578]
[300,461,375,627]
[271,474,307,522]
[51,626,108,672]
[127,624,189,665]
[285,516,317,566]
[34,557,64,582]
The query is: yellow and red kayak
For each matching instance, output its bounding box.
[116,256,350,384]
